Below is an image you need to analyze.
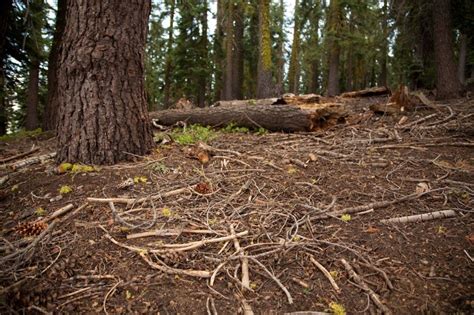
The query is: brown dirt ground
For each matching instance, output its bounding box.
[0,96,473,315]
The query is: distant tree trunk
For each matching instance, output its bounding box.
[196,0,208,107]
[457,33,467,85]
[288,0,301,94]
[0,0,13,135]
[275,0,285,95]
[326,0,342,97]
[432,0,462,99]
[44,0,66,131]
[56,0,154,164]
[163,0,175,108]
[232,1,244,100]
[378,0,388,87]
[223,0,234,100]
[257,0,274,98]
[214,0,225,101]
[25,60,40,130]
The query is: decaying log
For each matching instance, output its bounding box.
[370,102,402,115]
[149,103,348,132]
[213,98,278,107]
[212,93,322,108]
[340,86,390,98]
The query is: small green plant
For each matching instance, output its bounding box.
[328,302,346,315]
[222,123,250,134]
[148,162,169,174]
[162,207,172,217]
[133,176,148,184]
[171,124,217,145]
[255,127,268,135]
[71,164,96,173]
[0,128,43,142]
[340,214,351,222]
[35,207,47,216]
[59,185,73,195]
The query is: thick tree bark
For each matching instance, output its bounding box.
[0,0,13,135]
[432,0,462,99]
[257,0,274,98]
[44,0,66,131]
[326,0,342,97]
[149,103,347,132]
[275,0,285,95]
[196,0,208,107]
[163,0,175,108]
[25,60,40,130]
[56,0,154,164]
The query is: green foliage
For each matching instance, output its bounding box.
[222,123,250,134]
[171,125,217,145]
[59,185,72,195]
[0,128,43,141]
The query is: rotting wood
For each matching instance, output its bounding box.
[380,210,456,224]
[149,103,348,132]
[1,152,56,171]
[341,86,390,98]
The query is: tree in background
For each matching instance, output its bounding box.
[55,0,154,164]
[432,0,462,99]
[257,0,274,98]
[325,0,342,96]
[0,0,13,135]
[287,0,302,94]
[44,0,66,131]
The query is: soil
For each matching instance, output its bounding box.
[0,96,473,314]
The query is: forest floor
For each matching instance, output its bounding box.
[0,95,473,314]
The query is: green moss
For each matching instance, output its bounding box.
[222,123,250,134]
[0,128,43,142]
[171,124,217,145]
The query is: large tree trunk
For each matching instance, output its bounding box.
[257,0,274,98]
[163,0,175,108]
[56,0,154,164]
[214,0,225,102]
[326,0,342,97]
[0,0,13,135]
[43,0,66,131]
[432,0,462,99]
[150,103,347,132]
[275,0,285,95]
[25,60,40,130]
[196,0,208,108]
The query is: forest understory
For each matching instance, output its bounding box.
[0,95,473,314]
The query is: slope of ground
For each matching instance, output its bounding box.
[0,96,473,314]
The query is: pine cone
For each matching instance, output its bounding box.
[14,221,48,237]
[195,182,212,194]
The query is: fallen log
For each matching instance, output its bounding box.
[340,86,390,98]
[212,93,321,108]
[149,103,348,132]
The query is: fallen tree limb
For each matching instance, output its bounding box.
[341,86,390,98]
[1,152,56,171]
[309,255,340,293]
[380,210,456,224]
[140,252,211,278]
[0,146,39,164]
[340,259,392,315]
[149,103,348,132]
[87,186,191,204]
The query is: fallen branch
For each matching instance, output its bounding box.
[8,152,56,171]
[87,186,191,204]
[380,210,456,224]
[230,224,250,290]
[127,228,223,240]
[314,188,445,219]
[309,255,340,293]
[140,252,211,278]
[341,86,390,98]
[0,146,39,164]
[340,259,392,315]
[248,256,293,304]
[43,204,74,223]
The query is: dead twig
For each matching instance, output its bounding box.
[309,255,340,293]
[380,210,456,224]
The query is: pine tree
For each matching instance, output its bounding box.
[326,0,342,96]
[257,0,274,98]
